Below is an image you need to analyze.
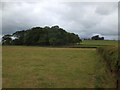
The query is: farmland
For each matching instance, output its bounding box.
[2,43,117,88]
[81,40,118,47]
[65,40,118,48]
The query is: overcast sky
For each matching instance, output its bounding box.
[0,0,119,40]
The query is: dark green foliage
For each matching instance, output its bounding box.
[2,25,81,46]
[12,30,25,45]
[2,34,12,45]
[91,35,104,40]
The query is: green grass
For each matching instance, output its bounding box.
[97,46,119,88]
[81,40,118,46]
[2,46,115,88]
[97,46,119,72]
[0,45,2,88]
[67,40,118,48]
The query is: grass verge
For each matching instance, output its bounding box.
[97,46,120,88]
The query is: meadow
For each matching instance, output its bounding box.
[2,45,116,88]
[66,40,118,48]
[80,40,118,47]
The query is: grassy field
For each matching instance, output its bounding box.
[2,46,115,88]
[66,40,118,48]
[81,40,118,46]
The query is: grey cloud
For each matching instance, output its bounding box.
[95,2,118,15]
[1,2,118,40]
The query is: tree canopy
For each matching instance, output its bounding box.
[91,35,104,40]
[2,25,81,46]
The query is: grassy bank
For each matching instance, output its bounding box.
[97,46,119,73]
[97,46,120,88]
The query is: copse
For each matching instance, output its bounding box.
[2,25,81,46]
[91,35,104,40]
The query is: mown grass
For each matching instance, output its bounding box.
[81,40,118,46]
[67,40,118,48]
[2,46,115,88]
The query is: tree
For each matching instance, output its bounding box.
[2,25,81,46]
[2,34,12,45]
[12,30,25,45]
[91,35,104,40]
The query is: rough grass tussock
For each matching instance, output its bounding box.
[97,46,120,88]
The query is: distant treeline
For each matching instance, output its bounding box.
[2,25,81,46]
[83,35,104,40]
